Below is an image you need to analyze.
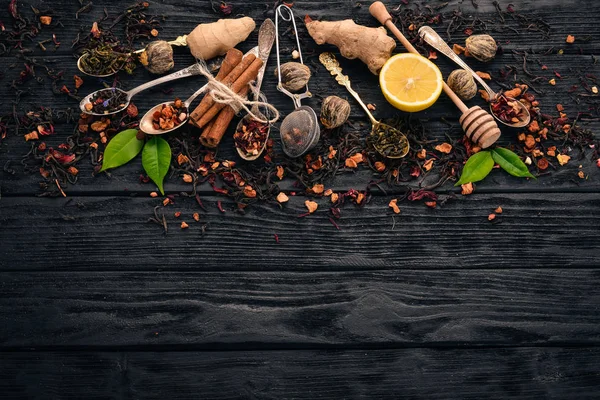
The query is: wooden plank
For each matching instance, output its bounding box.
[1,269,599,347]
[0,352,123,400]
[2,348,600,399]
[1,193,598,271]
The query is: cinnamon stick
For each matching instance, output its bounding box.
[188,49,243,128]
[216,48,244,80]
[195,57,263,128]
[200,85,250,148]
[199,119,216,146]
[189,53,257,127]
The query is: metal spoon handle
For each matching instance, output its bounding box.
[184,83,208,107]
[418,26,496,98]
[319,52,377,125]
[127,63,203,99]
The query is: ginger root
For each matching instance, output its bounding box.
[187,17,255,60]
[305,16,395,75]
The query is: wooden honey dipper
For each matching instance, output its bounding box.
[369,1,501,149]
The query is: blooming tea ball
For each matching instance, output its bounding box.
[320,95,351,129]
[139,40,174,74]
[465,34,497,62]
[275,62,311,92]
[447,69,477,101]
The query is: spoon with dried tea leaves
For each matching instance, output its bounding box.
[319,52,409,158]
[418,26,531,128]
[80,62,203,116]
[139,84,208,135]
[77,36,188,78]
[234,18,276,161]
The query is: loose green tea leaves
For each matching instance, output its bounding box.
[100,129,144,172]
[368,124,410,159]
[455,150,494,186]
[79,43,131,76]
[491,147,536,179]
[142,136,171,195]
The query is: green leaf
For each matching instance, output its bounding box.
[491,147,536,179]
[455,151,495,186]
[142,136,171,195]
[100,129,144,172]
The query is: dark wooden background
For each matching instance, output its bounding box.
[1,0,599,398]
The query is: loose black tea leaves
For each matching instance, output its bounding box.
[85,88,128,114]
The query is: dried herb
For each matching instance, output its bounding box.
[85,88,128,114]
[234,118,269,157]
[151,99,186,131]
[366,124,410,158]
[490,94,526,124]
[79,43,132,76]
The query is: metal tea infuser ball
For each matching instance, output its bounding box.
[275,4,320,158]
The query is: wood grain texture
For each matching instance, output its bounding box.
[0,270,599,347]
[1,1,599,398]
[0,193,599,271]
[2,348,600,399]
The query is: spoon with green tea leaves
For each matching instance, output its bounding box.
[139,83,208,135]
[418,26,531,128]
[319,52,409,159]
[80,62,203,117]
[77,36,187,78]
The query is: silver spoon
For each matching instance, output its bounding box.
[418,26,531,128]
[79,62,203,116]
[76,36,188,78]
[234,18,276,161]
[139,83,208,135]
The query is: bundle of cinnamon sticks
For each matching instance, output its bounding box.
[189,48,263,148]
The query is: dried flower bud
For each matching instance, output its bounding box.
[275,62,311,92]
[139,40,174,74]
[447,69,477,101]
[465,34,497,62]
[320,96,351,129]
[90,22,101,39]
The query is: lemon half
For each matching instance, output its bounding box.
[379,53,443,113]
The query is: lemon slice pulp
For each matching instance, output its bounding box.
[379,53,443,113]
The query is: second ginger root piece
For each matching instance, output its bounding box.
[305,16,396,75]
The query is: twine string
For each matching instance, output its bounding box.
[196,59,279,124]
